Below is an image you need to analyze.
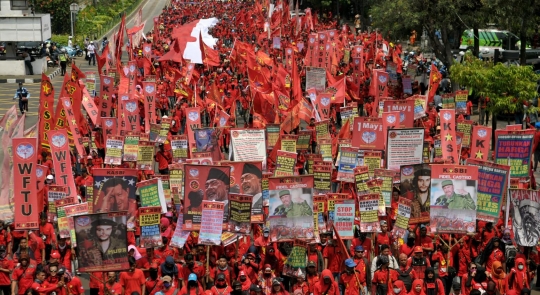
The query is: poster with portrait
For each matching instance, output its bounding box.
[400,164,431,224]
[224,161,264,223]
[183,165,231,230]
[509,189,540,247]
[430,165,478,234]
[74,212,129,272]
[91,169,138,224]
[195,127,223,162]
[268,175,314,241]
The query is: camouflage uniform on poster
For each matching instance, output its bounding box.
[434,180,476,210]
[273,190,313,217]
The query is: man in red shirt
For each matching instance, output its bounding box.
[154,144,172,175]
[0,246,13,295]
[11,254,37,295]
[31,270,64,294]
[374,220,393,256]
[104,271,123,295]
[323,237,344,278]
[38,212,56,261]
[119,258,146,295]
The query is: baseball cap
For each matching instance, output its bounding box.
[355,246,364,252]
[46,175,54,180]
[238,271,246,276]
[272,279,281,286]
[50,250,61,259]
[162,276,172,282]
[188,273,197,282]
[414,246,423,253]
[345,258,357,268]
[307,260,316,267]
[380,220,387,226]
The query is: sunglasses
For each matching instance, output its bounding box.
[355,250,364,253]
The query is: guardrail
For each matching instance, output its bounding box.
[82,0,145,41]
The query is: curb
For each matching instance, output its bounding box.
[101,0,149,41]
[0,68,61,84]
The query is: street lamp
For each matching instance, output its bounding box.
[70,3,80,39]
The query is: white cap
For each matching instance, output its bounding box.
[162,115,168,119]
[46,175,54,180]
[87,156,93,159]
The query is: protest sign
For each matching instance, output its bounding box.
[74,212,129,272]
[183,165,231,230]
[358,194,381,232]
[139,206,162,248]
[228,194,252,234]
[64,203,89,217]
[225,161,264,223]
[318,139,333,162]
[268,175,314,241]
[466,159,510,222]
[494,129,534,178]
[442,93,455,109]
[333,199,355,239]
[327,193,350,231]
[313,165,332,194]
[185,107,201,152]
[137,141,155,170]
[171,135,189,162]
[374,169,398,207]
[439,109,459,164]
[297,131,311,151]
[274,150,297,177]
[336,147,357,183]
[230,129,266,168]
[48,129,78,197]
[92,168,138,219]
[123,132,139,162]
[392,197,412,239]
[470,125,491,161]
[400,164,431,224]
[281,135,298,153]
[105,136,124,165]
[354,166,370,195]
[386,128,425,171]
[382,99,414,127]
[363,151,382,177]
[352,117,384,150]
[199,201,225,245]
[286,240,308,268]
[170,214,190,248]
[430,164,478,234]
[12,137,39,229]
[266,124,280,150]
[137,178,167,212]
[195,128,222,161]
[509,189,540,246]
[457,121,473,148]
[455,90,468,114]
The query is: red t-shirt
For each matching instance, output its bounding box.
[12,261,37,295]
[67,277,85,295]
[38,222,56,245]
[119,269,146,295]
[323,245,344,273]
[0,258,13,286]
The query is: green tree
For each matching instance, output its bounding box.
[35,0,72,34]
[450,53,539,148]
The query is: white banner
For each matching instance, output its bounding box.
[386,128,425,171]
[230,129,266,169]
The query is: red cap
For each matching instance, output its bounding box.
[151,262,159,269]
[413,246,423,253]
[238,271,246,276]
[50,250,61,259]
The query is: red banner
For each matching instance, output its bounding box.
[80,81,99,126]
[12,137,39,229]
[127,61,138,94]
[60,98,85,156]
[439,109,459,164]
[38,74,55,150]
[142,81,157,132]
[101,117,118,142]
[382,99,414,128]
[382,111,399,148]
[99,75,115,120]
[307,33,317,66]
[470,125,492,161]
[120,99,140,136]
[36,164,48,192]
[352,117,384,150]
[185,107,201,153]
[47,129,77,197]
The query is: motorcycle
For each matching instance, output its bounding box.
[75,45,84,57]
[46,55,58,68]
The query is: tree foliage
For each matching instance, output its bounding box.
[35,0,72,34]
[451,53,539,115]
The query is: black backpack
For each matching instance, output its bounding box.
[396,267,413,292]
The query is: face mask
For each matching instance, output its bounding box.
[518,265,524,270]
[263,233,269,238]
[163,282,171,288]
[393,288,401,294]
[264,273,272,278]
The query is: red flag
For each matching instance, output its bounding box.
[326,76,346,104]
[12,137,39,229]
[428,64,442,104]
[199,31,220,66]
[290,53,302,109]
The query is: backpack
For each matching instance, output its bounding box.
[396,267,413,292]
[505,245,518,270]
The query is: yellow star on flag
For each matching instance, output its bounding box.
[445,134,453,141]
[103,94,109,101]
[448,168,453,173]
[475,150,484,159]
[71,119,77,125]
[42,84,50,93]
[83,96,89,102]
